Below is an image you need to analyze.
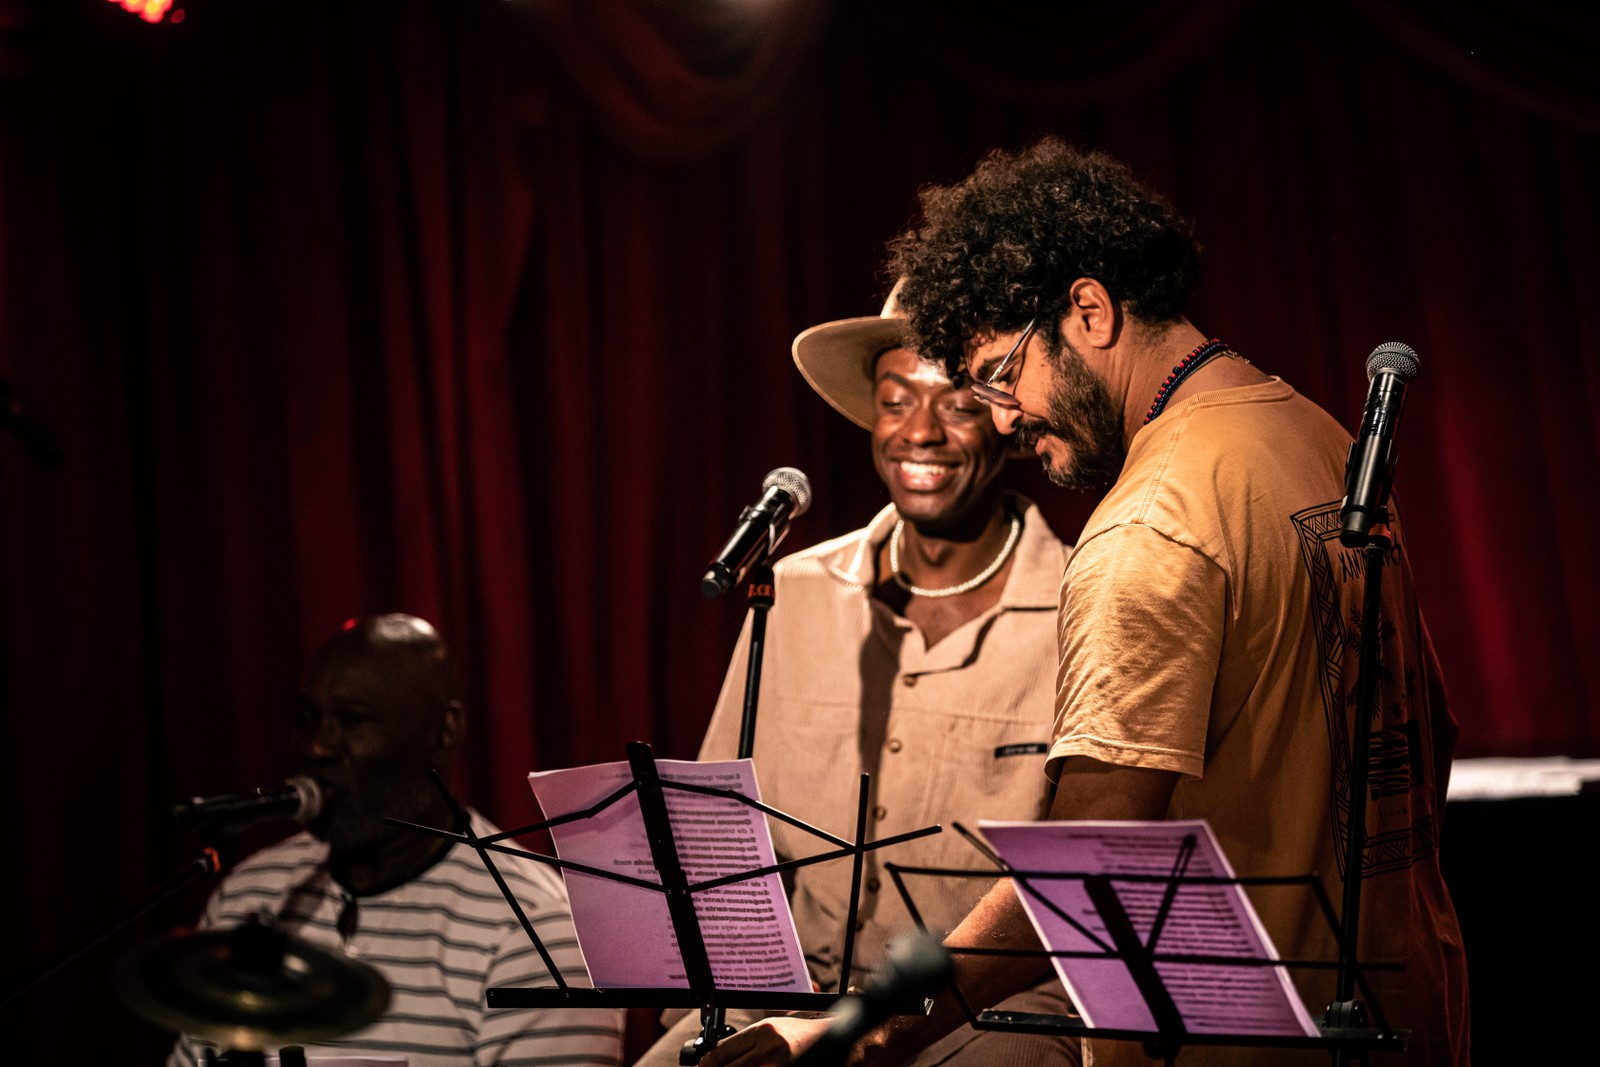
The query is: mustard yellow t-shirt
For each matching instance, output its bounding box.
[1051,379,1468,1067]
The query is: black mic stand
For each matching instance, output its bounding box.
[0,849,222,1011]
[1324,510,1390,1065]
[400,553,938,1062]
[1325,343,1419,1064]
[883,824,1405,1063]
[393,747,937,1041]
[684,560,777,1063]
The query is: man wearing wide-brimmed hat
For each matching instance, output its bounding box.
[634,286,1080,1066]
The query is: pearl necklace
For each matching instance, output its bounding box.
[890,511,1022,599]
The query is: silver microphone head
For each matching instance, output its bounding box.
[285,775,324,823]
[762,466,812,517]
[1367,341,1420,381]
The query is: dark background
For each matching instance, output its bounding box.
[1,0,1595,1060]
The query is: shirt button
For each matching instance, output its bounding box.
[866,877,881,893]
[901,675,918,687]
[873,805,887,820]
[886,738,903,753]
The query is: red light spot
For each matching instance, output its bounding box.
[106,0,175,23]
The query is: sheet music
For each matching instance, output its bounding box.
[979,819,1318,1037]
[528,758,810,992]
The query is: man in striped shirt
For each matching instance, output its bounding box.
[169,614,623,1067]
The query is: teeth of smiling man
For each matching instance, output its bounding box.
[900,461,953,478]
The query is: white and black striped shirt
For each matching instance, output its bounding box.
[168,810,622,1067]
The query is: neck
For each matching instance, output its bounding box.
[1114,320,1208,445]
[1116,320,1265,444]
[330,798,458,895]
[898,500,1013,582]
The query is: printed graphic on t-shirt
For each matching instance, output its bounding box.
[1292,500,1440,881]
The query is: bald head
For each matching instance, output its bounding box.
[314,613,459,712]
[294,613,465,854]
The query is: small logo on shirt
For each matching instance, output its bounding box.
[993,742,1048,758]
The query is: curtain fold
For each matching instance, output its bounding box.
[2,1,1597,1060]
[512,0,831,159]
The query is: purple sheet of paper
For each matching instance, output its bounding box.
[528,758,810,992]
[979,819,1318,1037]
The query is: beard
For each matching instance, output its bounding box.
[1014,338,1126,489]
[309,765,438,853]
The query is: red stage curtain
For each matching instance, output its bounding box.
[1,0,1596,1058]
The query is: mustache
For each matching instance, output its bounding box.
[1011,419,1051,449]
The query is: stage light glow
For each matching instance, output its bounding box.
[107,0,177,24]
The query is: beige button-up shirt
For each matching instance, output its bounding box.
[699,496,1070,994]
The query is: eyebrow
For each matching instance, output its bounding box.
[968,353,1006,381]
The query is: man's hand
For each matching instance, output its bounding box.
[697,1015,833,1067]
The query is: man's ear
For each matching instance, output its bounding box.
[433,699,465,761]
[1064,277,1119,350]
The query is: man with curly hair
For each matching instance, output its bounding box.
[700,140,1468,1066]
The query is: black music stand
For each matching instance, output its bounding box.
[883,823,1409,1066]
[388,743,940,1054]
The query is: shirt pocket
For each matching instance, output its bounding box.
[924,717,1054,884]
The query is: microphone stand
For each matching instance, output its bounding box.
[682,560,776,1065]
[0,849,222,1010]
[735,562,776,761]
[1325,511,1389,1066]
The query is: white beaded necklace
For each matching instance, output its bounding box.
[890,511,1022,599]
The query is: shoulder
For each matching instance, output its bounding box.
[774,525,872,574]
[218,831,325,888]
[1161,379,1348,467]
[1085,381,1348,550]
[415,811,573,914]
[770,510,888,592]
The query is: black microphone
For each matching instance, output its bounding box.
[792,931,953,1067]
[1339,342,1419,548]
[172,776,324,830]
[700,467,813,598]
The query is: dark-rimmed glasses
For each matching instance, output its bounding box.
[967,317,1037,410]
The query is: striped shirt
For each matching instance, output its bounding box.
[168,810,623,1067]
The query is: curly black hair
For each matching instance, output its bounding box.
[886,138,1203,378]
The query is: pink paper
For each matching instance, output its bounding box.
[979,819,1318,1037]
[528,758,810,992]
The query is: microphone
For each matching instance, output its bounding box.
[172,776,324,831]
[1339,342,1419,548]
[700,467,812,598]
[792,931,953,1067]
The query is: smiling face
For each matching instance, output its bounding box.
[966,325,1125,490]
[871,346,1010,535]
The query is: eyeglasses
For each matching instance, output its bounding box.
[967,317,1037,411]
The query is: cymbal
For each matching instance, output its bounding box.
[115,915,390,1051]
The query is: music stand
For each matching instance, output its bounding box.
[388,742,940,1055]
[883,823,1409,1066]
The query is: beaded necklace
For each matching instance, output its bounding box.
[890,510,1022,599]
[1143,338,1233,425]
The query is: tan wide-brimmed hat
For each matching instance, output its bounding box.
[791,280,909,430]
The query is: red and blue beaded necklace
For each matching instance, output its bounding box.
[1143,338,1232,425]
